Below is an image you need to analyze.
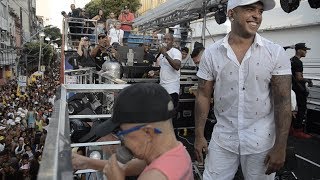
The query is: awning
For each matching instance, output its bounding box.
[134,0,226,30]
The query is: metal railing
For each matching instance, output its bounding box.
[63,18,99,50]
[38,84,129,180]
[306,76,320,110]
[64,67,95,84]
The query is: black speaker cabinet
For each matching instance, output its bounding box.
[306,108,320,135]
[175,99,195,128]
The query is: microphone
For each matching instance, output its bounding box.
[155,43,167,59]
[116,146,133,164]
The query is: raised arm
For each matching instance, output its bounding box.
[73,153,146,176]
[265,75,292,174]
[162,53,181,71]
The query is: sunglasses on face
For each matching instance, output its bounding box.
[116,124,162,142]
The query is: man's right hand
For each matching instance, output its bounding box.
[72,153,89,170]
[194,135,208,165]
[148,70,155,77]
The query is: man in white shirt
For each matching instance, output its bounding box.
[194,0,292,180]
[108,21,124,46]
[149,33,181,121]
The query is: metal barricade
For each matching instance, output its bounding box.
[96,72,127,84]
[64,67,95,84]
[63,17,98,50]
[306,76,320,109]
[38,84,129,180]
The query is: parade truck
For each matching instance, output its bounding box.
[38,1,320,179]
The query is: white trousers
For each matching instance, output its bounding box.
[203,140,275,180]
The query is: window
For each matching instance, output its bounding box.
[0,3,8,19]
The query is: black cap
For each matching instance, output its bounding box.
[95,83,175,137]
[191,42,205,58]
[295,43,311,51]
[98,33,107,39]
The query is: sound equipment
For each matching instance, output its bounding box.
[306,108,320,135]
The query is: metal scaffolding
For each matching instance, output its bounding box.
[133,0,227,31]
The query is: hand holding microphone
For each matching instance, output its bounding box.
[159,43,168,54]
[103,154,126,180]
[103,146,133,180]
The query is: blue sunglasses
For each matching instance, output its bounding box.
[116,124,162,141]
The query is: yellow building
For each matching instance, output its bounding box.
[138,0,167,15]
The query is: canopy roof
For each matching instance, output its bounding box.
[134,0,227,31]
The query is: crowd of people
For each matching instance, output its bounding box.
[0,66,60,179]
[63,4,135,47]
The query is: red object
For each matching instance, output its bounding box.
[292,128,312,139]
[118,12,134,31]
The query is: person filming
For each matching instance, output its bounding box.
[76,37,96,68]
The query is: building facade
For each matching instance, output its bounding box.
[0,0,37,84]
[138,0,167,16]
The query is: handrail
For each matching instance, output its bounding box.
[63,18,98,50]
[38,88,73,180]
[38,84,130,179]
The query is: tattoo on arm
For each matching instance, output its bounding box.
[198,78,206,88]
[195,78,214,136]
[271,75,292,148]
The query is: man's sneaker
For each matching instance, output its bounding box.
[292,128,312,139]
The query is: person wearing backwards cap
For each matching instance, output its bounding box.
[290,43,312,139]
[194,0,292,179]
[72,83,193,180]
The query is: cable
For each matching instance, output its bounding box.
[176,132,194,146]
[12,0,30,16]
[205,26,216,43]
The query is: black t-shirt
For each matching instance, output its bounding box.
[143,52,156,65]
[291,56,305,92]
[77,48,96,67]
[95,49,109,71]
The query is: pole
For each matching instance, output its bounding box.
[60,19,65,84]
[201,1,207,47]
[38,37,43,72]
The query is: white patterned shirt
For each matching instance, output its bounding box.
[197,33,291,155]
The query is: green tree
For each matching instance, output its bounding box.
[84,0,141,18]
[23,41,55,73]
[43,25,62,47]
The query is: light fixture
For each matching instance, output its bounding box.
[89,151,102,160]
[309,0,320,9]
[215,8,227,25]
[280,0,300,13]
[39,32,45,37]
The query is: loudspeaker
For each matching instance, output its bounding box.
[306,108,320,134]
[309,0,320,9]
[280,0,300,13]
[175,100,195,128]
[70,119,91,143]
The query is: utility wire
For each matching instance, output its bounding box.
[11,0,30,16]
